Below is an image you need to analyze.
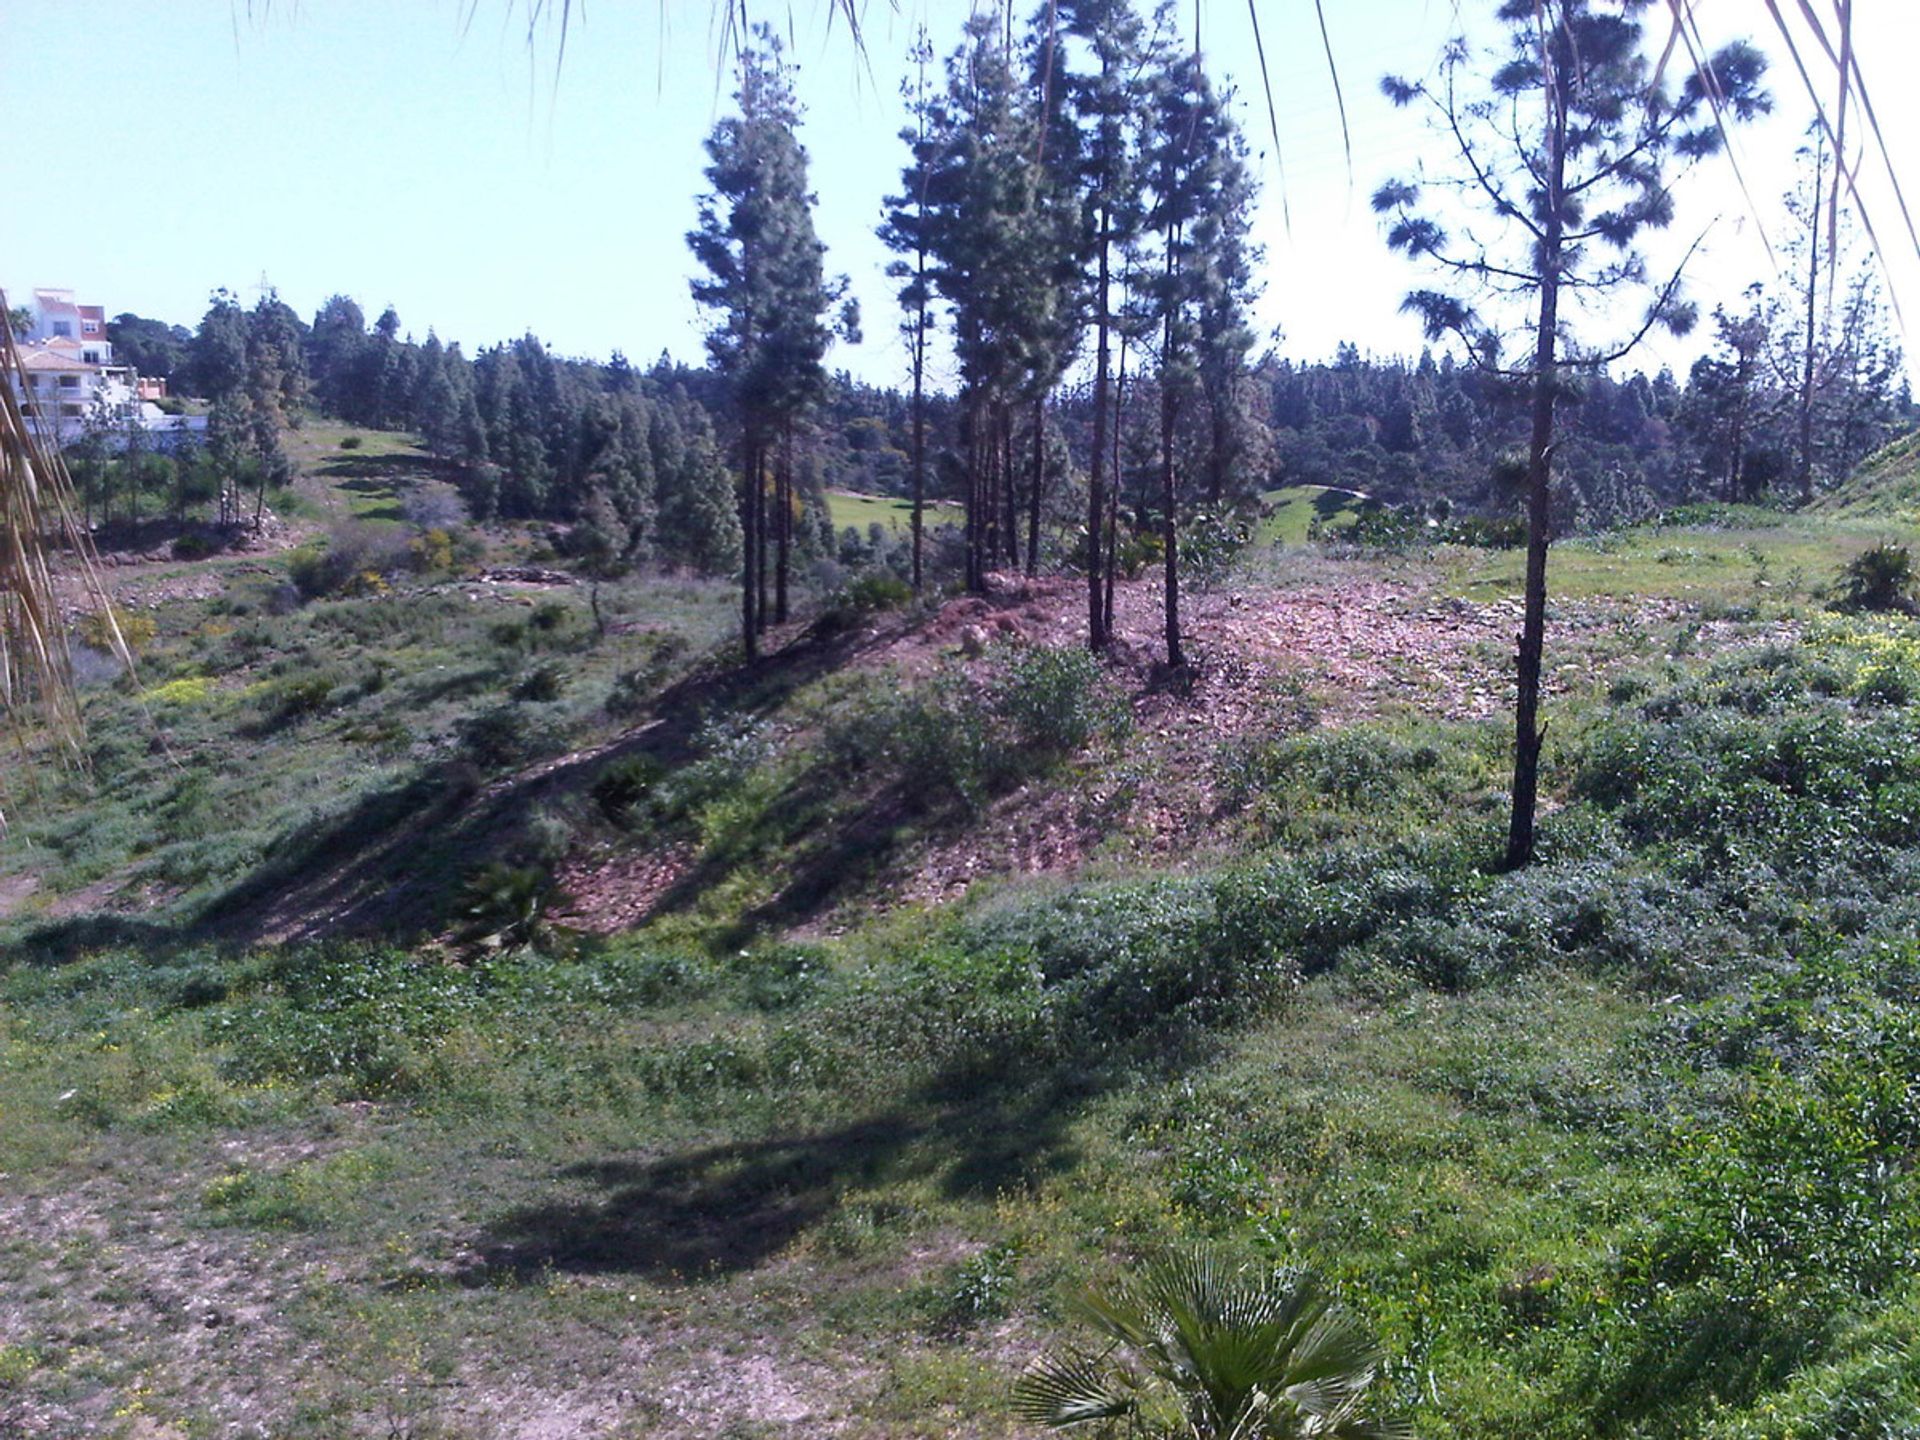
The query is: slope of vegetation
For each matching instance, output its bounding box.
[6,431,1920,1438]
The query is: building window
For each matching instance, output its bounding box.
[61,404,82,418]
[59,375,80,389]
[83,322,99,334]
[52,320,72,337]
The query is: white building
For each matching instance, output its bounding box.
[9,287,203,447]
[23,287,112,359]
[14,344,142,440]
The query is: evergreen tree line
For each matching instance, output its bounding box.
[870,0,1263,659]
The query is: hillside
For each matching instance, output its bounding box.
[6,428,1920,1438]
[1815,429,1920,522]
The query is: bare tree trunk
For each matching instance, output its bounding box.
[755,445,770,635]
[1107,317,1127,640]
[910,289,927,592]
[1104,465,1118,639]
[1026,392,1044,576]
[775,421,792,626]
[1162,222,1184,670]
[981,408,998,572]
[964,399,985,594]
[1505,80,1567,874]
[1001,408,1018,569]
[741,436,759,660]
[1087,204,1112,649]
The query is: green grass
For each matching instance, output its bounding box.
[828,488,966,535]
[1253,483,1379,546]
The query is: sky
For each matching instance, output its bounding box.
[5,1,1917,392]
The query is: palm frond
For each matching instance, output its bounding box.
[0,286,130,773]
[1028,1246,1407,1439]
[1012,1348,1139,1427]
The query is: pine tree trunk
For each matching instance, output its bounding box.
[755,447,770,635]
[1002,409,1018,569]
[741,436,759,660]
[1087,206,1112,649]
[984,410,1000,569]
[775,422,791,626]
[1162,223,1184,670]
[1505,85,1567,874]
[964,400,984,594]
[1104,469,1118,639]
[1162,374,1183,671]
[1026,392,1044,577]
[910,295,927,592]
[1108,317,1126,640]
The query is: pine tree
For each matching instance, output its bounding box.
[1377,0,1768,869]
[651,388,743,576]
[689,27,849,656]
[1059,0,1149,648]
[880,27,939,593]
[1139,44,1258,669]
[307,295,368,419]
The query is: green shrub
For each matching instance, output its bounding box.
[1663,942,1920,1308]
[273,673,338,722]
[219,945,480,1097]
[458,705,549,770]
[846,646,1129,814]
[1837,543,1918,615]
[511,661,567,702]
[457,863,552,949]
[992,643,1131,756]
[843,572,914,614]
[592,754,665,824]
[338,434,363,450]
[529,599,572,634]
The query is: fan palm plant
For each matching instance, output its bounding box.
[1014,1247,1410,1440]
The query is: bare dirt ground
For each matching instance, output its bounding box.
[551,566,1563,932]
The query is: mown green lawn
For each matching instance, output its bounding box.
[828,488,966,535]
[1254,483,1378,546]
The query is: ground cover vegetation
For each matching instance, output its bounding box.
[7,405,1920,1435]
[6,1,1920,1436]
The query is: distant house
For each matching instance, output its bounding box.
[9,286,201,447]
[13,344,142,439]
[24,287,110,356]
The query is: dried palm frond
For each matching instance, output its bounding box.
[0,287,132,772]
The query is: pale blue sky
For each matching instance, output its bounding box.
[5,2,1914,389]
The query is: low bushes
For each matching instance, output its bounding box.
[839,644,1131,812]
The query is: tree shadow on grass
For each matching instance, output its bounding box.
[475,1053,1129,1285]
[315,453,442,482]
[479,1117,916,1281]
[197,619,907,946]
[1570,1296,1825,1439]
[5,913,195,967]
[333,476,406,523]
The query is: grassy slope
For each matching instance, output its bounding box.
[7,441,1920,1436]
[828,488,967,536]
[1815,429,1920,522]
[1254,483,1377,545]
